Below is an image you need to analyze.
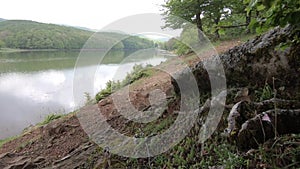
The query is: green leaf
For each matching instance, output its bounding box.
[249,0,259,9]
[257,4,266,11]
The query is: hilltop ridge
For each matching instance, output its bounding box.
[0,20,154,50]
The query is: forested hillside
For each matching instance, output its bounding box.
[0,20,154,49]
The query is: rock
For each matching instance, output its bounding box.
[99,98,112,106]
[51,142,99,169]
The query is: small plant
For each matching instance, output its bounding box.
[154,155,167,166]
[255,83,273,101]
[95,64,153,102]
[38,113,64,126]
[122,64,152,86]
[95,80,122,102]
[84,92,93,105]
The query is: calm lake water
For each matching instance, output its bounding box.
[0,49,173,139]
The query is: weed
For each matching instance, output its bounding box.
[255,83,273,101]
[95,64,153,102]
[154,155,167,166]
[84,92,94,105]
[38,113,64,126]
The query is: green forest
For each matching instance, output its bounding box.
[0,20,154,50]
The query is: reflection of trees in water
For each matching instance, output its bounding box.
[0,51,80,73]
[0,50,124,73]
[0,49,174,73]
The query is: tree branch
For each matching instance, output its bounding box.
[217,24,248,29]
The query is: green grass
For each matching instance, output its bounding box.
[0,135,19,148]
[142,114,176,135]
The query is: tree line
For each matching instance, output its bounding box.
[0,20,154,50]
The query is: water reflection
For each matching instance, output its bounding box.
[0,49,174,139]
[0,50,129,73]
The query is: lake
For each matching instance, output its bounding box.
[0,49,174,139]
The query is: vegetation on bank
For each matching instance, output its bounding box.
[95,64,153,102]
[161,0,300,55]
[0,20,155,50]
[1,32,299,168]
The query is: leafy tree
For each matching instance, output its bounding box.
[162,0,250,40]
[202,0,230,38]
[162,38,178,51]
[245,0,300,32]
[162,0,207,41]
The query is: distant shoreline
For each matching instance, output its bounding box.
[0,48,76,53]
[0,48,150,53]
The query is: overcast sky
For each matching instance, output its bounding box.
[0,0,166,30]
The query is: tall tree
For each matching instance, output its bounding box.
[203,0,229,38]
[162,0,244,40]
[162,0,208,41]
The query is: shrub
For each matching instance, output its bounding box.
[95,64,152,102]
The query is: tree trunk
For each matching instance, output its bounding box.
[245,10,252,34]
[195,12,204,42]
[214,18,220,39]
